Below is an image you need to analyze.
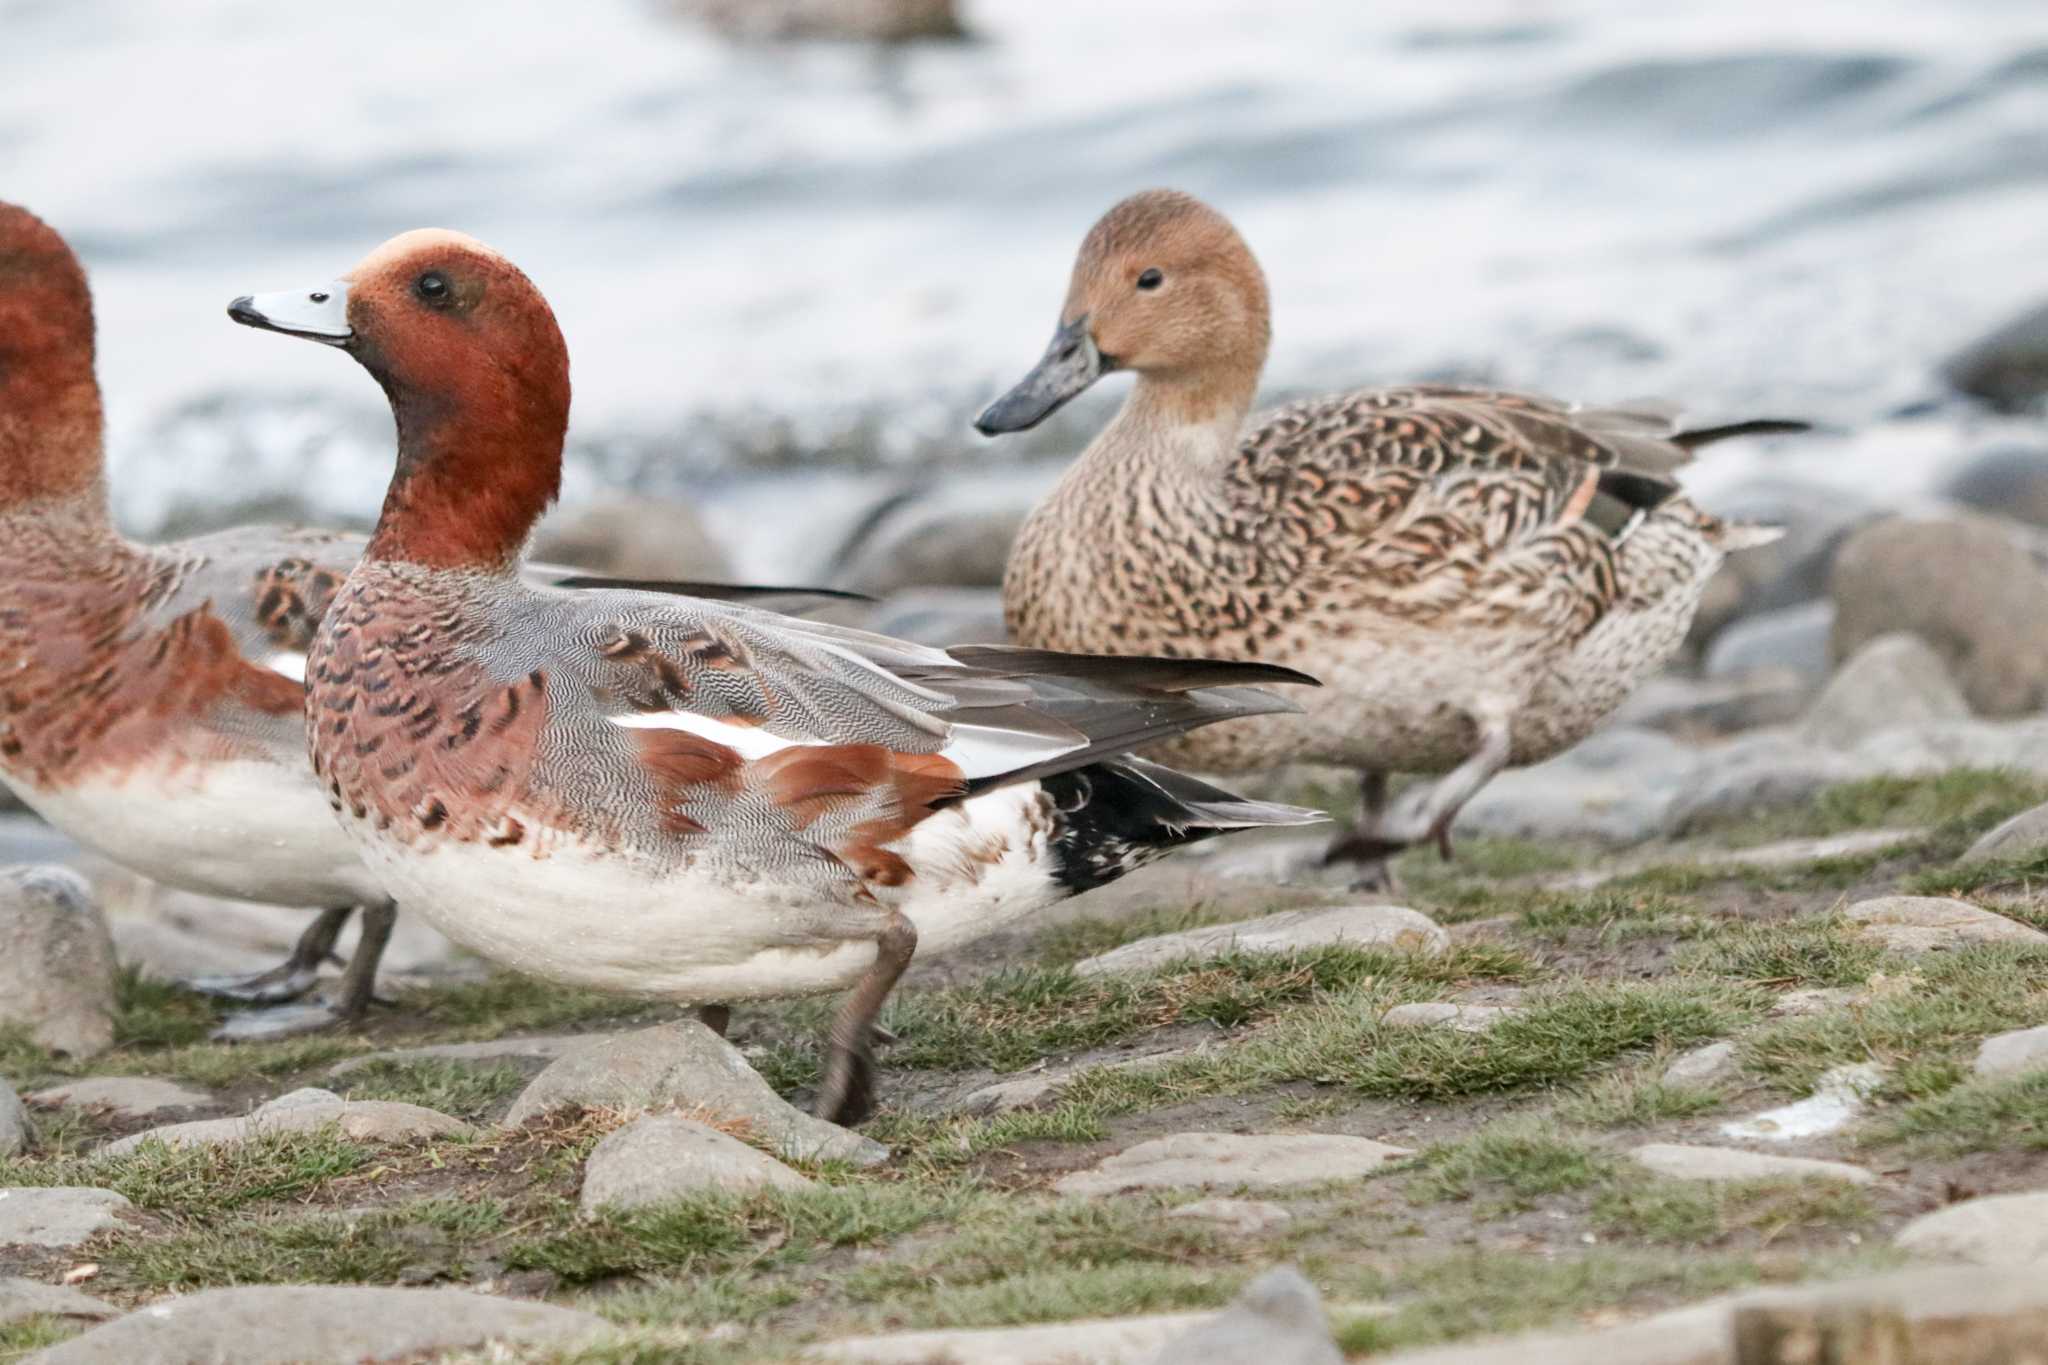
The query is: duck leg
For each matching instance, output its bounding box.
[1320,769,1401,892]
[212,898,400,1041]
[184,903,354,1005]
[814,908,917,1127]
[1368,709,1514,862]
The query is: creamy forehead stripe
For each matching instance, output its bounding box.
[351,227,502,276]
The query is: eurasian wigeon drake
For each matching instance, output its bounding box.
[227,228,1322,1124]
[0,200,396,1028]
[977,189,1804,886]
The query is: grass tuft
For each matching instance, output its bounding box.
[0,1128,372,1212]
[1861,1071,2048,1156]
[1413,1121,1616,1203]
[1678,918,1888,988]
[336,1057,529,1121]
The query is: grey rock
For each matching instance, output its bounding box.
[1055,1132,1409,1197]
[1167,1198,1294,1235]
[1963,799,2048,864]
[1768,986,1863,1019]
[1662,1042,1739,1088]
[1379,1003,1514,1032]
[0,1081,28,1157]
[502,1021,886,1165]
[806,1312,1224,1364]
[1662,728,1872,834]
[1843,896,2048,953]
[1974,1024,2048,1081]
[0,866,117,1059]
[327,1034,595,1077]
[1143,1266,1341,1365]
[0,1277,116,1326]
[28,1077,214,1120]
[1894,1191,2048,1266]
[1367,1264,2048,1364]
[0,1187,131,1247]
[1853,716,2048,778]
[107,918,280,984]
[1075,905,1445,979]
[953,1049,1197,1117]
[1943,300,2048,411]
[828,468,1057,595]
[103,1089,467,1155]
[1554,829,1923,894]
[1718,1062,1883,1142]
[531,496,730,581]
[1830,513,2048,716]
[1629,1143,1873,1185]
[1941,444,2048,526]
[1609,668,1813,738]
[1459,727,1696,843]
[580,1113,811,1213]
[1704,600,1836,683]
[1801,633,1971,751]
[31,1284,607,1364]
[864,586,1007,646]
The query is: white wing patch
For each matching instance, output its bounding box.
[606,709,1081,783]
[266,651,308,683]
[608,710,816,761]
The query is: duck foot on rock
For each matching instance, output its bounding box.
[183,904,354,1005]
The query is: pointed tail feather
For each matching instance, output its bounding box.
[1041,758,1326,893]
[1672,418,1812,450]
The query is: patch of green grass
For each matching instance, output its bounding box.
[1403,836,1585,882]
[510,1181,971,1283]
[1270,1095,1350,1125]
[1862,1071,2048,1156]
[1254,979,1745,1102]
[1591,1176,1876,1245]
[1740,944,2048,1096]
[1678,918,1888,988]
[1557,1064,1726,1128]
[0,1316,83,1362]
[1519,890,1702,945]
[113,1195,515,1292]
[137,1035,368,1089]
[1810,770,2048,840]
[1903,853,2048,899]
[1413,1121,1616,1203]
[404,972,662,1038]
[0,1128,371,1212]
[336,1057,528,1121]
[111,968,221,1049]
[877,943,1535,1075]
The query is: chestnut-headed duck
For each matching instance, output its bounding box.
[0,200,398,1028]
[228,228,1321,1124]
[977,189,1804,886]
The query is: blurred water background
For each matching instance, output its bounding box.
[3,0,2045,578]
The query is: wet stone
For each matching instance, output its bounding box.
[1843,896,2048,953]
[1894,1191,2048,1267]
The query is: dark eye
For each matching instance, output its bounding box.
[1136,268,1164,291]
[414,272,451,306]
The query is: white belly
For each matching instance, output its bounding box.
[10,758,386,909]
[345,785,1067,1002]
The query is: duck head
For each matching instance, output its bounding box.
[975,189,1271,436]
[231,229,571,570]
[0,202,105,507]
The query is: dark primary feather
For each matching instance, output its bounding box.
[939,644,1320,692]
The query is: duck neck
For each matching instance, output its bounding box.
[1095,363,1257,486]
[363,371,567,574]
[0,355,113,528]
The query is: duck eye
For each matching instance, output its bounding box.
[1136,268,1164,291]
[414,272,451,306]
